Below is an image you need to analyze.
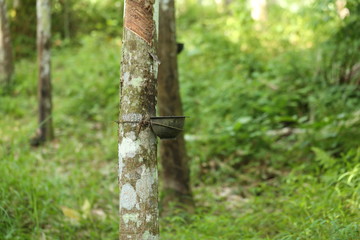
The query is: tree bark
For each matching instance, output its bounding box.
[62,0,70,39]
[158,0,194,213]
[0,0,14,88]
[36,0,53,143]
[118,0,160,239]
[250,0,268,22]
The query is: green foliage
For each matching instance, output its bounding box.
[0,37,119,239]
[7,0,123,58]
[53,34,120,122]
[160,150,360,240]
[175,0,360,182]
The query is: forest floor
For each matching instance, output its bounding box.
[1,36,360,240]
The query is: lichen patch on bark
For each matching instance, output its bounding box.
[135,166,157,202]
[119,137,139,159]
[120,183,138,210]
[146,214,152,222]
[124,71,130,80]
[142,231,158,240]
[123,213,141,227]
[122,113,143,122]
[130,77,144,89]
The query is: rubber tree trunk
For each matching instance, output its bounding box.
[158,0,194,213]
[36,0,53,143]
[62,0,70,39]
[250,0,268,22]
[118,0,160,239]
[0,0,14,88]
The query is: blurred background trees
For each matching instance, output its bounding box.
[158,0,194,214]
[0,0,14,88]
[31,0,54,145]
[6,0,124,58]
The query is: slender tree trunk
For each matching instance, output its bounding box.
[118,0,160,239]
[224,0,232,6]
[63,0,70,39]
[36,0,53,143]
[158,0,194,213]
[0,0,14,88]
[250,0,268,22]
[13,0,20,9]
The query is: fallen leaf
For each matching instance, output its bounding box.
[60,206,81,222]
[92,209,107,221]
[81,199,91,218]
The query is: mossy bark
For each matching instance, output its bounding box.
[158,0,194,214]
[36,0,53,143]
[0,0,14,88]
[118,0,159,239]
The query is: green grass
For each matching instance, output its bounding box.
[1,35,359,239]
[1,36,120,239]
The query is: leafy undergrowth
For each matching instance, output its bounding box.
[1,35,120,239]
[1,34,359,239]
[162,147,360,240]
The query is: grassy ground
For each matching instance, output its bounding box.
[1,33,359,239]
[1,36,119,239]
[1,2,360,238]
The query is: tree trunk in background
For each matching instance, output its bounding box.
[0,0,14,88]
[36,0,53,144]
[158,0,194,214]
[118,0,159,239]
[62,0,70,39]
[250,0,268,22]
[223,0,233,9]
[13,0,20,9]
